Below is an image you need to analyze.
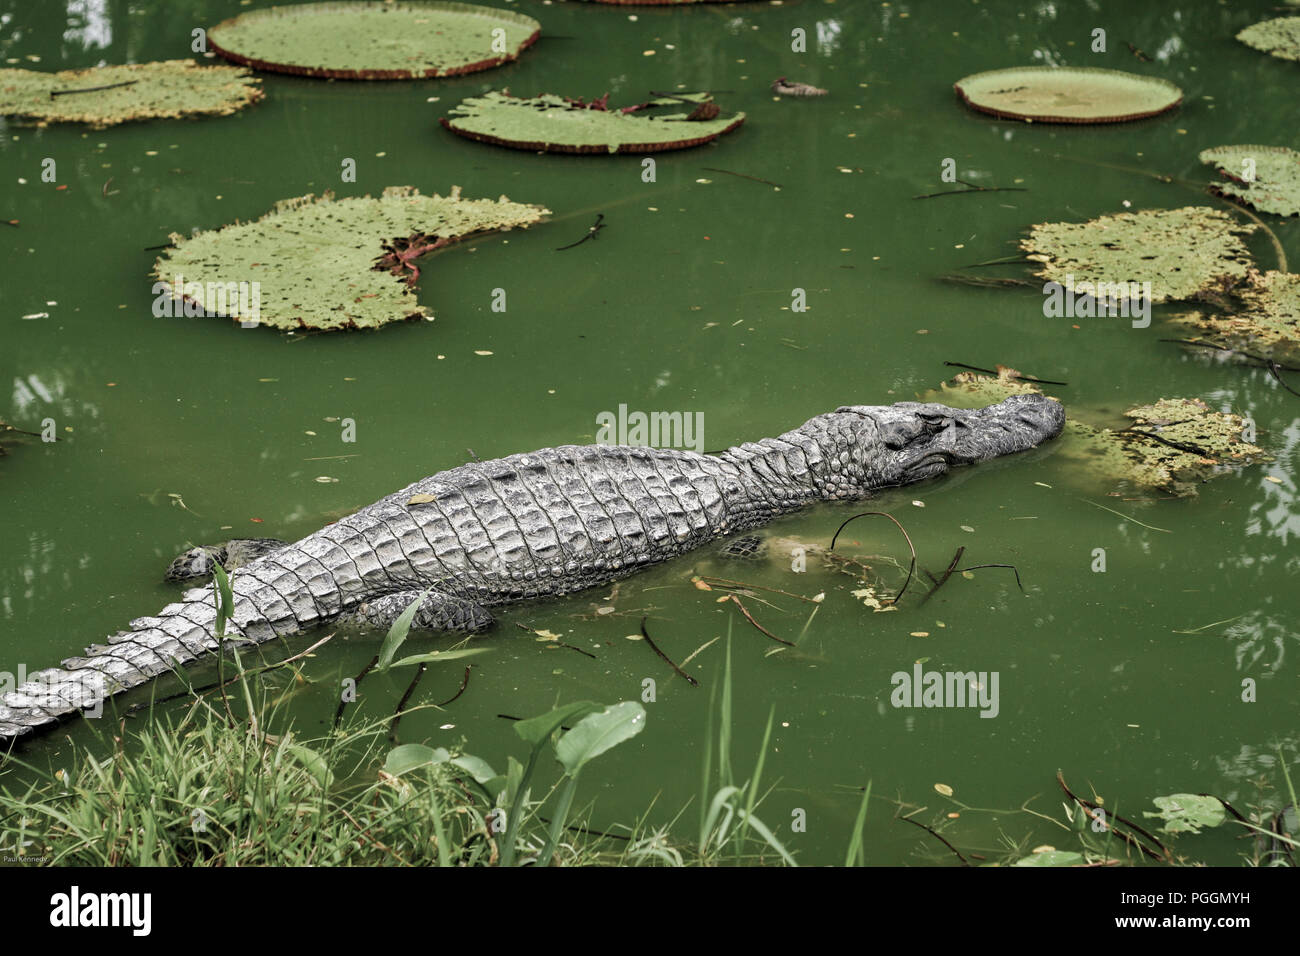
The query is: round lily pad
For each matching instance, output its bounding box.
[152,186,548,331]
[954,66,1182,124]
[0,60,262,128]
[207,1,540,80]
[1022,206,1256,305]
[440,91,745,154]
[1237,16,1300,63]
[1200,145,1300,217]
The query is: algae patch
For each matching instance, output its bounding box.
[152,186,548,331]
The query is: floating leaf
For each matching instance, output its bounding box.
[934,783,954,797]
[0,60,261,128]
[1069,398,1271,497]
[1013,850,1085,866]
[407,493,438,504]
[1143,793,1226,834]
[1171,269,1300,364]
[1200,145,1300,217]
[954,66,1182,124]
[1237,17,1300,63]
[208,1,540,79]
[1021,206,1256,305]
[441,91,745,154]
[929,366,1044,409]
[152,186,548,330]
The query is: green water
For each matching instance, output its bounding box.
[1,0,1297,866]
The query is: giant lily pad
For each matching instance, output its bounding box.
[1237,17,1300,63]
[440,91,745,154]
[954,67,1182,124]
[152,186,548,331]
[1022,207,1256,305]
[0,60,261,128]
[1171,269,1300,365]
[207,1,540,79]
[924,371,1268,497]
[1200,145,1300,217]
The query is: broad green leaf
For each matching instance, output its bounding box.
[376,588,431,669]
[555,701,647,776]
[383,743,444,776]
[1013,850,1085,867]
[0,60,261,128]
[442,91,745,154]
[387,647,490,669]
[208,1,540,80]
[152,186,548,331]
[955,66,1182,124]
[512,701,602,747]
[286,743,333,788]
[1143,794,1227,834]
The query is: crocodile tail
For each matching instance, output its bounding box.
[0,585,267,742]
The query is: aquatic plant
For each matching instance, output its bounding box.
[151,186,547,330]
[1200,145,1300,217]
[1021,206,1256,304]
[953,66,1182,124]
[1237,16,1300,63]
[207,1,540,79]
[441,91,745,154]
[0,60,261,128]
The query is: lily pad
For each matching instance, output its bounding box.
[954,66,1182,124]
[0,60,262,128]
[207,1,540,80]
[1170,269,1300,365]
[1022,207,1256,305]
[1237,17,1300,63]
[924,371,1269,496]
[1069,398,1270,497]
[152,186,548,331]
[1200,145,1300,217]
[1143,794,1226,834]
[440,91,745,154]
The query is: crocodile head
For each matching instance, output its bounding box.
[836,394,1066,489]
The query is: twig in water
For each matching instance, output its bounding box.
[962,254,1026,268]
[334,654,379,729]
[1057,771,1169,862]
[898,813,969,865]
[638,616,699,685]
[1120,427,1217,457]
[943,361,1067,386]
[953,563,1024,593]
[1159,338,1300,372]
[917,546,965,607]
[1082,498,1172,533]
[513,622,597,658]
[698,575,821,603]
[50,79,137,98]
[1212,196,1287,273]
[101,177,113,199]
[1269,361,1300,398]
[914,178,1028,200]
[438,665,473,707]
[727,595,794,646]
[1125,41,1153,62]
[556,213,606,251]
[830,511,916,606]
[701,167,782,188]
[388,662,427,741]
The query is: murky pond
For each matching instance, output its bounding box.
[1,0,1296,865]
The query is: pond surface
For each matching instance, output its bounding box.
[1,0,1297,865]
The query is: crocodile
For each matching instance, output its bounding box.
[0,394,1064,742]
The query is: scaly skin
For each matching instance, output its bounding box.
[0,395,1064,742]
